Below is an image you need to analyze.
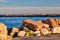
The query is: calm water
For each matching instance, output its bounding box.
[0,17,60,28]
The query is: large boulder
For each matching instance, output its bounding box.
[47,18,58,28]
[58,20,60,25]
[23,19,42,31]
[42,18,59,28]
[0,23,8,40]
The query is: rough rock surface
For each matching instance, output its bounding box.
[0,23,12,40]
[52,27,60,33]
[41,28,51,35]
[47,18,58,28]
[18,31,26,37]
[42,23,51,31]
[7,35,12,40]
[42,18,59,28]
[0,23,8,40]
[34,31,41,36]
[23,19,42,31]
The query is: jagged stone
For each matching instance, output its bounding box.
[23,19,42,31]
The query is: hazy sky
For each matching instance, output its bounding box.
[0,0,60,7]
[0,0,60,14]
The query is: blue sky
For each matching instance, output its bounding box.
[0,0,60,7]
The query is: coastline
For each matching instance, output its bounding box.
[0,14,60,17]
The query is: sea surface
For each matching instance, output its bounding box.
[0,17,60,28]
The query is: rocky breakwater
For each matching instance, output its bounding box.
[23,18,60,36]
[1,18,60,40]
[0,23,12,40]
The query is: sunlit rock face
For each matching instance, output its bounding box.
[7,35,12,40]
[12,27,20,33]
[52,27,60,33]
[0,23,12,40]
[42,18,59,28]
[23,19,43,31]
[41,28,51,35]
[34,31,41,36]
[18,31,26,37]
[47,18,58,28]
[41,23,51,31]
[0,23,8,40]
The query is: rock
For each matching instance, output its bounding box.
[0,35,7,40]
[25,32,29,37]
[58,20,60,25]
[41,28,51,35]
[24,27,30,31]
[42,18,59,28]
[34,31,41,36]
[28,30,34,36]
[42,20,48,24]
[36,33,41,36]
[23,19,42,31]
[0,23,8,40]
[42,23,51,31]
[18,31,26,37]
[7,35,12,40]
[47,18,58,28]
[10,27,20,37]
[24,27,34,36]
[52,27,60,33]
[34,31,40,34]
[12,27,20,32]
[25,30,34,36]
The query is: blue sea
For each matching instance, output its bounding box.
[0,17,60,28]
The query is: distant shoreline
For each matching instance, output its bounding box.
[0,14,60,17]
